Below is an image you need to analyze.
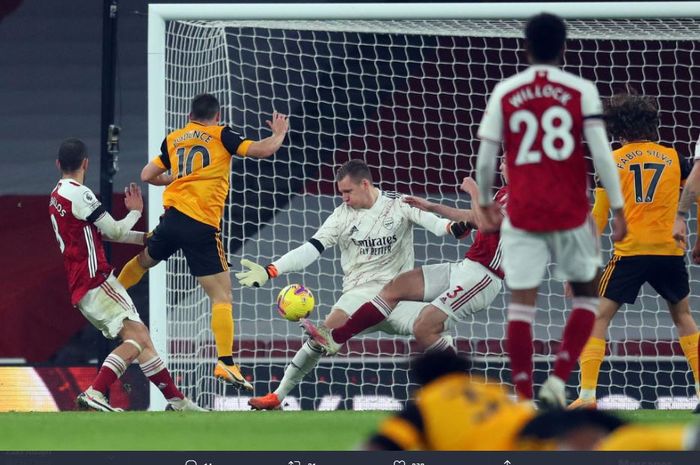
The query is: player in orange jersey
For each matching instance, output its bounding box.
[365,351,535,450]
[117,93,288,390]
[517,409,699,451]
[570,94,699,410]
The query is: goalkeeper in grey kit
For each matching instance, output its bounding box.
[236,159,472,410]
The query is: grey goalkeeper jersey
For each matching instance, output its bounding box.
[312,190,451,292]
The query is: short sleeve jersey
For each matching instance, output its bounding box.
[152,122,252,229]
[611,142,690,256]
[478,65,603,232]
[49,180,113,305]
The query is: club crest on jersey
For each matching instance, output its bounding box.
[382,217,394,230]
[83,191,98,206]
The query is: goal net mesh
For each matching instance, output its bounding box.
[161,18,700,410]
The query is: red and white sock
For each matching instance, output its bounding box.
[331,296,392,344]
[425,336,456,354]
[553,297,598,382]
[507,303,537,400]
[139,356,184,400]
[92,353,128,395]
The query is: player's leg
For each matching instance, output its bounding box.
[126,323,206,411]
[412,260,502,352]
[572,256,643,409]
[668,297,700,402]
[541,219,602,408]
[75,276,146,411]
[412,306,451,352]
[117,249,157,289]
[117,212,174,289]
[305,268,426,354]
[273,309,349,404]
[197,270,252,390]
[250,309,351,410]
[649,255,699,409]
[80,337,142,412]
[570,296,619,408]
[253,284,380,410]
[501,218,550,402]
[175,213,250,390]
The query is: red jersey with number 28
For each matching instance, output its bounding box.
[49,179,113,305]
[478,65,604,232]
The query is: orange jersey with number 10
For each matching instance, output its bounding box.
[152,121,252,229]
[592,141,691,256]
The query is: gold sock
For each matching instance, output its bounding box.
[211,303,234,359]
[579,337,606,392]
[680,332,699,388]
[117,256,147,290]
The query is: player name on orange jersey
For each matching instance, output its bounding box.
[172,129,214,147]
[616,148,674,169]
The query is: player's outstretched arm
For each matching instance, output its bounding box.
[236,259,272,288]
[402,195,476,225]
[399,200,472,239]
[236,209,339,287]
[236,240,323,288]
[140,161,172,186]
[474,141,504,232]
[584,119,627,242]
[93,183,145,244]
[245,112,289,158]
[590,187,610,237]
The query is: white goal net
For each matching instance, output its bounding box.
[153,9,700,410]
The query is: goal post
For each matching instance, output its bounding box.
[148,2,700,411]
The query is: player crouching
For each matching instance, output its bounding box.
[301,168,507,362]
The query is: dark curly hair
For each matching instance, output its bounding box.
[604,93,659,142]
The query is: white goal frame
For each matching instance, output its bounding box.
[147,1,700,410]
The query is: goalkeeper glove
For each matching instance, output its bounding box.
[449,221,475,240]
[235,259,278,288]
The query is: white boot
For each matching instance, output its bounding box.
[167,397,208,412]
[76,387,123,412]
[538,376,566,410]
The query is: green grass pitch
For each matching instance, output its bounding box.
[0,410,696,450]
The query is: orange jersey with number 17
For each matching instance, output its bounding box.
[152,121,252,229]
[592,141,691,256]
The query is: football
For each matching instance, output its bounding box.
[276,284,315,321]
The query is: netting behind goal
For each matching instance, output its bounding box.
[161,17,700,410]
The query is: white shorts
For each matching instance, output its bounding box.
[501,216,602,290]
[77,273,142,339]
[422,259,502,329]
[334,283,425,336]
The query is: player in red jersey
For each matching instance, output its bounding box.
[475,13,626,408]
[49,138,204,412]
[297,167,506,364]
